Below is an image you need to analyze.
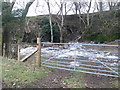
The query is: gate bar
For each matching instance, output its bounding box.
[42,65,119,77]
[41,42,119,47]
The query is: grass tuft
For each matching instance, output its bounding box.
[63,71,85,88]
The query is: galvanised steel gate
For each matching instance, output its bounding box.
[40,42,120,77]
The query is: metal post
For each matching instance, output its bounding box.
[36,37,41,66]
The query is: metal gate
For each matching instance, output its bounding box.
[40,42,120,77]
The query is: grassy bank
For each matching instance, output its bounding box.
[1,56,49,88]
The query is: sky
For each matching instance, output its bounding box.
[13,0,77,16]
[9,0,120,16]
[12,0,99,16]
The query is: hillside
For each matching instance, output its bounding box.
[2,10,119,45]
[20,10,120,43]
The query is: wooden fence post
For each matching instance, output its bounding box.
[36,37,41,66]
[17,41,20,61]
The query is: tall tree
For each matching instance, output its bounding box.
[2,0,35,57]
[99,1,103,12]
[74,2,78,15]
[86,0,92,26]
[46,0,53,42]
[20,0,35,42]
[108,0,118,10]
[54,0,64,42]
[2,1,16,57]
[75,0,93,41]
[59,0,64,43]
[0,0,2,56]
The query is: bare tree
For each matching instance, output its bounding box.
[108,0,119,10]
[75,0,93,41]
[46,0,53,42]
[78,2,86,26]
[54,0,65,42]
[22,0,35,19]
[99,0,103,12]
[86,0,92,26]
[64,2,67,16]
[65,3,74,15]
[60,0,64,42]
[73,2,78,15]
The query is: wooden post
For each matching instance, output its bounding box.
[17,41,20,61]
[36,38,41,66]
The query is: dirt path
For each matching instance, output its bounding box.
[23,69,75,88]
[23,69,118,88]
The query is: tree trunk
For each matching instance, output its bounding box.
[87,12,90,26]
[99,1,103,12]
[74,2,78,15]
[2,2,13,57]
[58,23,63,43]
[22,0,35,19]
[2,28,10,57]
[64,3,67,16]
[20,0,35,41]
[86,0,92,26]
[47,0,53,42]
[60,2,64,43]
[77,2,86,27]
